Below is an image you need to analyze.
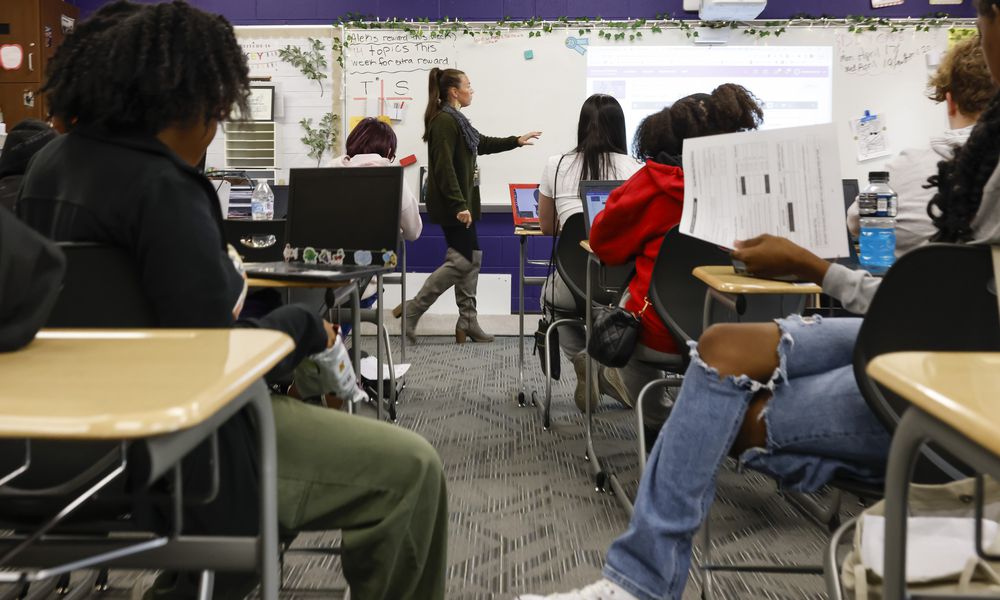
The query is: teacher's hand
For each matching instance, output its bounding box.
[517,131,542,146]
[456,210,473,228]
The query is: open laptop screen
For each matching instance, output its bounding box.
[288,167,402,251]
[513,186,539,218]
[579,180,624,235]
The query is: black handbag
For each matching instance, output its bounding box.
[588,295,651,368]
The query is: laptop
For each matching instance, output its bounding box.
[579,180,625,236]
[245,166,403,281]
[509,183,540,228]
[731,178,862,281]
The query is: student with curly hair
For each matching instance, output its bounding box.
[588,84,763,436]
[846,36,997,255]
[16,3,446,598]
[521,2,1000,597]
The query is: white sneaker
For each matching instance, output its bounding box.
[517,578,640,600]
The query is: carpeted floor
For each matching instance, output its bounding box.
[4,335,861,599]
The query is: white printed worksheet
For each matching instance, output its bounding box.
[679,123,850,259]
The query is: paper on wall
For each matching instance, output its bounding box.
[850,112,891,162]
[679,123,849,259]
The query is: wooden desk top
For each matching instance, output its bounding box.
[247,278,349,289]
[514,227,545,236]
[580,240,593,254]
[0,329,294,440]
[868,352,1000,457]
[692,266,822,295]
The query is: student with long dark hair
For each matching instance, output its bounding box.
[398,68,541,344]
[16,3,447,598]
[521,4,1000,596]
[537,94,642,412]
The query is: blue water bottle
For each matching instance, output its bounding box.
[858,171,897,275]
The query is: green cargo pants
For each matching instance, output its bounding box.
[148,396,447,600]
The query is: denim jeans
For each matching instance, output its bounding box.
[603,315,890,600]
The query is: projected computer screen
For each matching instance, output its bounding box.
[586,46,833,148]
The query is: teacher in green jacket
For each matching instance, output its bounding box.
[400,67,540,344]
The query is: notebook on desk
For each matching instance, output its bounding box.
[509,183,540,228]
[579,180,625,236]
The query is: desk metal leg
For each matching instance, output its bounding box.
[376,273,384,422]
[517,235,528,407]
[349,286,360,416]
[400,244,407,363]
[248,382,279,600]
[584,260,603,488]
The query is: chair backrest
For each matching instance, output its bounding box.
[647,227,732,359]
[554,213,633,313]
[854,243,1000,483]
[45,242,156,328]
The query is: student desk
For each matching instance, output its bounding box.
[692,265,821,331]
[869,351,1000,600]
[247,266,397,421]
[0,329,293,599]
[514,226,549,407]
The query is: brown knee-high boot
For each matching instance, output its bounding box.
[454,250,494,343]
[402,248,473,344]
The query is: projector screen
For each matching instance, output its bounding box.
[586,46,834,149]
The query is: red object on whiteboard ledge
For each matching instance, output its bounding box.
[399,154,417,167]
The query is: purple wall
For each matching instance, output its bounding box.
[408,212,552,313]
[69,0,975,23]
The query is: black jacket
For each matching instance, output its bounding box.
[17,127,327,535]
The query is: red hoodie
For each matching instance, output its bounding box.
[590,160,685,354]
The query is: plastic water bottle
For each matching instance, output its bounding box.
[858,171,897,275]
[251,180,274,221]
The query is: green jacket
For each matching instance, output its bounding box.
[424,110,519,224]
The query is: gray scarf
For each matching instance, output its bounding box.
[442,105,480,154]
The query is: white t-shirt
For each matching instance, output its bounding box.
[538,152,643,230]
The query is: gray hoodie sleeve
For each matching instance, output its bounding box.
[821,263,882,315]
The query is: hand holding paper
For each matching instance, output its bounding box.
[680,123,849,259]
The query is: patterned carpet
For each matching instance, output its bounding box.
[3,335,862,599]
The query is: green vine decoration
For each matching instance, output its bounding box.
[300,113,339,166]
[330,13,970,66]
[279,38,329,97]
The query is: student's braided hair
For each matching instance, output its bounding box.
[632,83,763,163]
[41,0,250,134]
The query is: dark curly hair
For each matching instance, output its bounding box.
[633,83,763,163]
[926,1,1000,242]
[41,0,250,134]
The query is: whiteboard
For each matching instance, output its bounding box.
[344,25,968,205]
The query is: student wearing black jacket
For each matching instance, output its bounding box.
[17,3,447,599]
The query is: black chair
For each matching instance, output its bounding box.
[0,242,281,600]
[823,243,1000,599]
[540,213,634,429]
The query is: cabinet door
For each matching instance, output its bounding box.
[0,83,44,127]
[0,0,42,84]
[38,0,77,76]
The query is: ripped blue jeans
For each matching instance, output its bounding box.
[603,315,890,600]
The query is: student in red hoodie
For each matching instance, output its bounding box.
[588,84,763,439]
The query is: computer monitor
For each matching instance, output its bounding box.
[509,183,540,227]
[579,180,625,236]
[287,167,402,252]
